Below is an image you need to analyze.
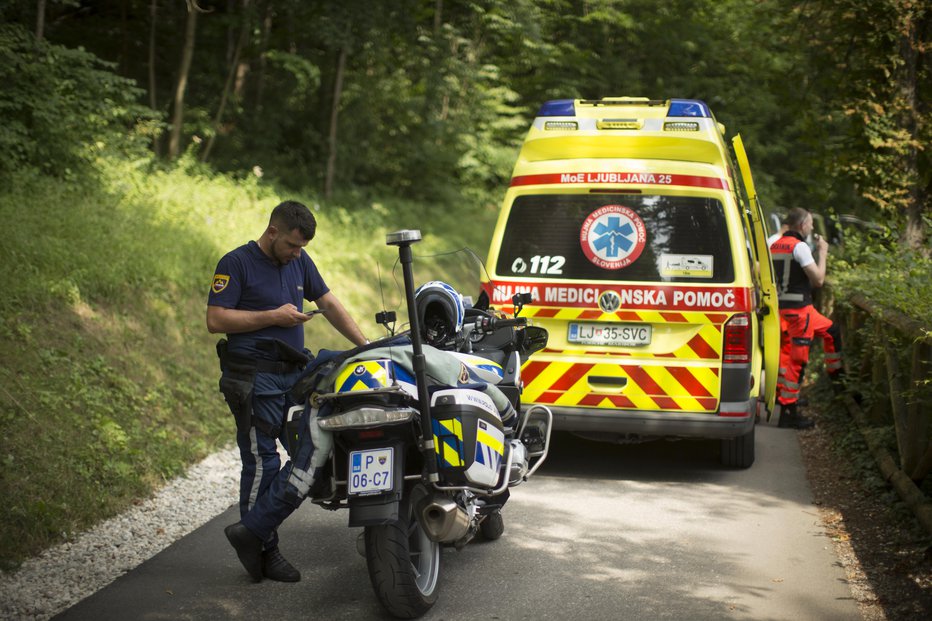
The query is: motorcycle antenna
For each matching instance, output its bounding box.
[386,229,439,483]
[374,261,396,336]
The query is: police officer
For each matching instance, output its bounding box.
[769,207,843,429]
[207,200,367,582]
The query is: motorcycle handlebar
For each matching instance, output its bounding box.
[475,315,527,332]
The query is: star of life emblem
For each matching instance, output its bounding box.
[579,205,647,270]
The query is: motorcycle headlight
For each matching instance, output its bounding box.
[318,406,417,430]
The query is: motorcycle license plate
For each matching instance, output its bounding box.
[348,448,394,496]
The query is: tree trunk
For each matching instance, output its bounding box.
[324,47,347,199]
[148,0,161,156]
[202,0,251,162]
[35,0,46,40]
[168,1,199,160]
[896,8,926,252]
[120,0,129,75]
[254,1,274,113]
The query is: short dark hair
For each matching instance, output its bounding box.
[270,200,316,240]
[785,207,809,228]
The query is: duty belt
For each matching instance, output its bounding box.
[255,359,305,374]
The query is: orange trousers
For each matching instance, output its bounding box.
[777,305,842,405]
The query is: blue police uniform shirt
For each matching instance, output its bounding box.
[208,241,329,359]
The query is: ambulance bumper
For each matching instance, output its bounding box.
[548,403,755,440]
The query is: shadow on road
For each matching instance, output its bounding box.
[538,431,729,483]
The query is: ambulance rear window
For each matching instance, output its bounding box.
[496,194,734,283]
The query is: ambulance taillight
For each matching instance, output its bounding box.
[723,314,752,364]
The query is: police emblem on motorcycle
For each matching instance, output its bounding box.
[599,290,621,313]
[580,204,647,269]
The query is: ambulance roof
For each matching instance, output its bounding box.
[515,97,731,168]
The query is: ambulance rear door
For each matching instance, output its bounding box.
[731,134,779,415]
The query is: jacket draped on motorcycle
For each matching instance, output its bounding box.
[292,337,518,427]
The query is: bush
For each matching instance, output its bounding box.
[830,231,932,325]
[0,24,156,177]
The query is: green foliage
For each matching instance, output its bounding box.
[830,231,932,324]
[779,0,930,245]
[0,24,155,177]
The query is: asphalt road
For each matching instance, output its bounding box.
[54,425,859,620]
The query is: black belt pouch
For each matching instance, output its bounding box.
[217,339,257,433]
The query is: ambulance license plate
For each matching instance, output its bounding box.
[348,448,394,496]
[568,323,652,347]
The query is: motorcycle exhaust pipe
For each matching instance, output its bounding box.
[418,496,470,543]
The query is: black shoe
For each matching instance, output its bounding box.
[262,547,301,582]
[224,523,263,582]
[778,404,815,430]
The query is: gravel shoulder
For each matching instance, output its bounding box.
[0,448,240,621]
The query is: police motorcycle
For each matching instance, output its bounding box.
[286,230,552,619]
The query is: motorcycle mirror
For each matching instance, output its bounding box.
[375,310,396,331]
[512,292,533,317]
[474,290,490,311]
[521,326,549,357]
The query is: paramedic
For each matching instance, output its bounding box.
[769,207,843,429]
[207,200,367,582]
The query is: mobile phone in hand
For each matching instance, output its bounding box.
[304,309,325,316]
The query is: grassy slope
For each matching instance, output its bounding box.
[0,157,499,567]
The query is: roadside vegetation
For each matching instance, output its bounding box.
[0,1,928,570]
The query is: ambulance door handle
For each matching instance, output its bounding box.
[588,376,628,389]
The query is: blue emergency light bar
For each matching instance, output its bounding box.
[537,99,577,117]
[536,98,711,119]
[667,99,711,118]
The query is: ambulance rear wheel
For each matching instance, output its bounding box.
[721,425,755,469]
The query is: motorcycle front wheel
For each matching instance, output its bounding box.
[364,484,441,618]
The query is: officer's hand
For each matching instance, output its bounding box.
[816,234,829,254]
[275,304,310,327]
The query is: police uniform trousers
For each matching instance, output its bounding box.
[776,305,842,405]
[236,368,303,550]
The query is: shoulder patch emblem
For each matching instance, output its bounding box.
[212,274,230,293]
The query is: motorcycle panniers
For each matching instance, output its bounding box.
[430,388,505,488]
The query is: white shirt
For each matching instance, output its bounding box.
[770,233,815,268]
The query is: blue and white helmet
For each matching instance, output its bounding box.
[414,281,465,347]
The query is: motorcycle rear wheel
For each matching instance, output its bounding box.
[365,484,441,618]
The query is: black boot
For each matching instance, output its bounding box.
[262,547,301,582]
[224,523,263,582]
[778,403,815,430]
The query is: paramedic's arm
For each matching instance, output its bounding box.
[206,304,309,334]
[803,236,829,289]
[316,291,368,347]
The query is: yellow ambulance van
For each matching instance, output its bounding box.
[481,97,779,468]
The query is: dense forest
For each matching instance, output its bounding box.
[0,0,929,566]
[1,0,929,246]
